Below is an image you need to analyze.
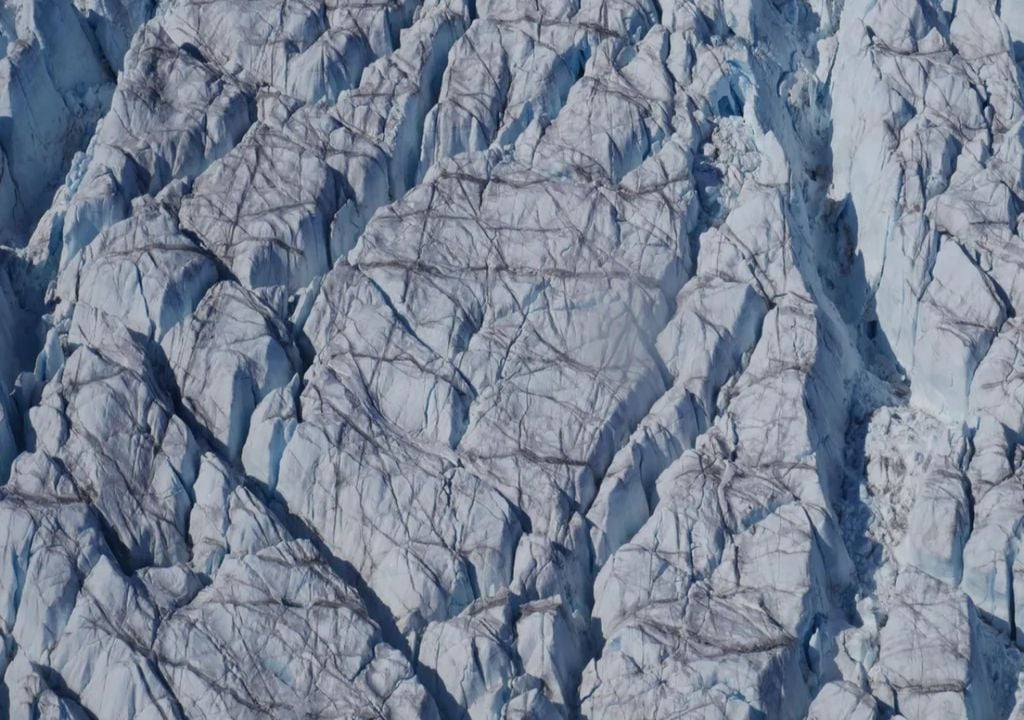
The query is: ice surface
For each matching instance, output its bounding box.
[4,0,1024,718]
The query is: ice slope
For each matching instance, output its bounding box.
[4,0,1024,718]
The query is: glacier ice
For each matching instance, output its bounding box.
[4,0,1024,718]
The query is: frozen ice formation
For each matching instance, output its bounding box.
[7,0,1024,717]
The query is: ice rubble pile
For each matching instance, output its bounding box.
[4,0,1024,718]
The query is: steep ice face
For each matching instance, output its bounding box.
[0,0,155,245]
[4,0,1024,718]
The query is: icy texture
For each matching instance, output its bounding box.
[5,0,1024,718]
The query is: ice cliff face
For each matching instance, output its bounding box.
[3,0,1024,718]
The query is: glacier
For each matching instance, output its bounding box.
[3,0,1024,718]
